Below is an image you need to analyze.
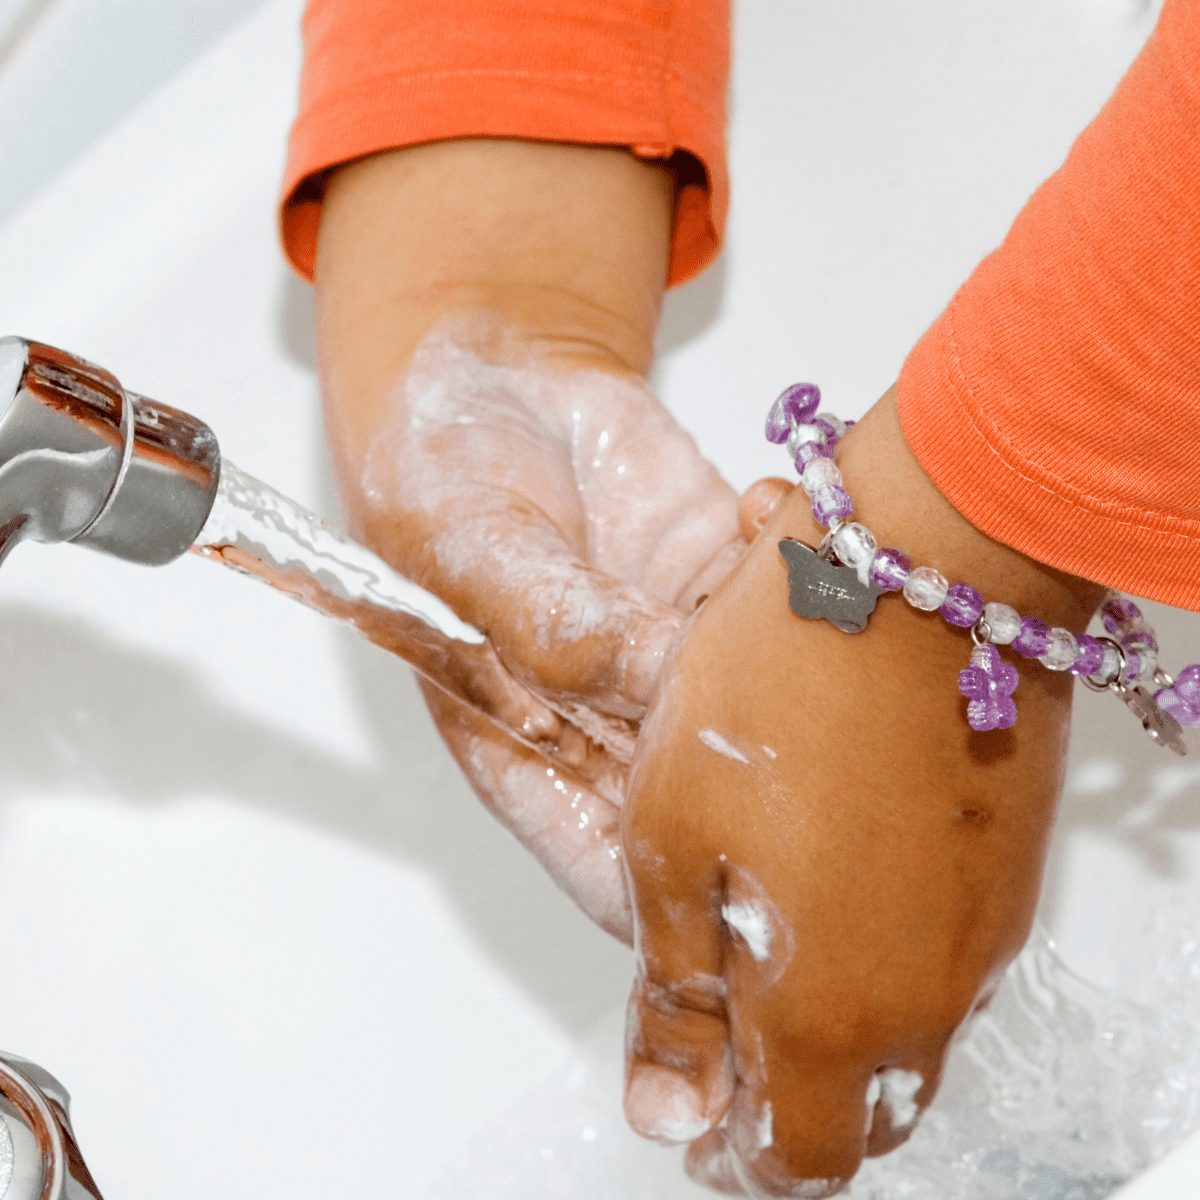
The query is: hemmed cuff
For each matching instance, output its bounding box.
[279,68,726,288]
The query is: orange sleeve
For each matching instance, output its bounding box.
[280,0,729,288]
[898,0,1200,610]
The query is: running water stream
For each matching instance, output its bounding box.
[191,460,632,795]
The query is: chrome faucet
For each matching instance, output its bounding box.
[0,335,224,1199]
[0,335,225,1199]
[0,336,220,569]
[0,1052,103,1199]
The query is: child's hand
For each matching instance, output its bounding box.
[620,387,1106,1194]
[314,139,744,938]
[353,324,743,941]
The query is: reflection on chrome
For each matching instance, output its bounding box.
[0,1052,103,1200]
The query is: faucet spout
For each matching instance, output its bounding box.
[0,337,220,568]
[0,1051,105,1199]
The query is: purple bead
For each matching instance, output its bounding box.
[811,485,853,527]
[765,384,821,443]
[1012,617,1051,658]
[1176,663,1200,706]
[959,645,1019,732]
[1156,685,1200,728]
[1102,597,1142,635]
[940,584,984,628]
[812,417,840,445]
[869,548,911,592]
[1121,629,1158,654]
[792,440,834,472]
[1068,633,1104,676]
[1123,650,1141,681]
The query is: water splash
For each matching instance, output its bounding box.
[848,914,1200,1199]
[422,911,1200,1199]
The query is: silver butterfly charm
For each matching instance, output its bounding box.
[778,538,882,634]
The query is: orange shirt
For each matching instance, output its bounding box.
[281,0,729,287]
[282,0,1200,610]
[898,0,1200,610]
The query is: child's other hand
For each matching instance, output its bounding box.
[314,140,744,939]
[352,323,743,942]
[620,387,1106,1194]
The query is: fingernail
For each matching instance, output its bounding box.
[625,1065,711,1145]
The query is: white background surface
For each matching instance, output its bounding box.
[0,1,1198,1197]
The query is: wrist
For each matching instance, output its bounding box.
[781,386,1108,634]
[315,138,673,480]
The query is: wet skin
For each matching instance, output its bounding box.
[312,137,1106,1195]
[315,140,742,940]
[623,388,1105,1195]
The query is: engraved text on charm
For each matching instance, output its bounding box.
[778,538,882,634]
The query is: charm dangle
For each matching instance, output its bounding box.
[1112,681,1187,756]
[1081,637,1188,756]
[958,642,1018,732]
[778,538,882,634]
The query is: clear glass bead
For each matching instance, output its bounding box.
[815,412,848,440]
[982,602,1021,645]
[830,521,877,568]
[1098,640,1123,683]
[800,457,841,495]
[787,422,826,458]
[1134,643,1158,681]
[903,566,948,611]
[1038,627,1078,671]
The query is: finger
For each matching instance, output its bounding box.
[685,1131,746,1195]
[713,936,948,1195]
[426,503,684,719]
[672,535,749,613]
[622,800,733,1144]
[737,477,794,542]
[419,679,633,943]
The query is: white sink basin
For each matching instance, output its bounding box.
[0,1,1196,1197]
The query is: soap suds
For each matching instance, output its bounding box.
[699,728,750,765]
[864,1074,883,1135]
[722,900,773,962]
[359,323,739,701]
[756,1101,774,1150]
[879,1068,923,1130]
[793,1181,843,1199]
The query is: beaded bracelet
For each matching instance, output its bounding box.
[765,383,1200,756]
